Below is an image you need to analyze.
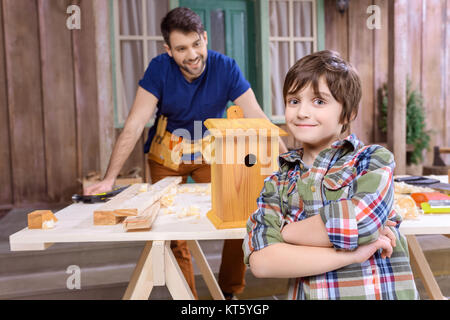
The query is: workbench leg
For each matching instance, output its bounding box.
[123,241,154,300]
[406,235,447,300]
[187,240,225,300]
[165,241,195,300]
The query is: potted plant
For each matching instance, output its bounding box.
[378,78,431,175]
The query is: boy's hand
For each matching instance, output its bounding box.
[352,234,393,264]
[379,220,397,248]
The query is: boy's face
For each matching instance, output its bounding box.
[164,30,208,81]
[285,76,345,151]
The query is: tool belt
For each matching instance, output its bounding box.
[148,115,213,171]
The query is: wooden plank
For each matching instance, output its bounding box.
[407,0,423,93]
[323,0,348,60]
[38,0,78,202]
[3,0,47,204]
[92,0,115,177]
[123,201,161,231]
[422,0,445,166]
[445,0,450,164]
[373,0,389,144]
[72,0,100,182]
[94,177,181,225]
[348,0,374,144]
[0,0,13,206]
[387,0,408,175]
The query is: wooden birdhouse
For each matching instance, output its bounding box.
[204,106,288,229]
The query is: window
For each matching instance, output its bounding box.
[110,0,324,127]
[268,0,319,122]
[111,0,169,127]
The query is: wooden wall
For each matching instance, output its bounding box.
[0,0,146,209]
[324,0,450,164]
[1,0,449,208]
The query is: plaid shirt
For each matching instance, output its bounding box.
[244,134,419,300]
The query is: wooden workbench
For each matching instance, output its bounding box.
[9,182,450,300]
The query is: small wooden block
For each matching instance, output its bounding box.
[27,210,58,229]
[124,202,161,232]
[93,211,125,225]
[123,215,153,231]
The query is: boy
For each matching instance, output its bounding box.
[243,50,419,299]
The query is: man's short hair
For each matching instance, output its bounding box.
[283,50,362,133]
[161,7,205,47]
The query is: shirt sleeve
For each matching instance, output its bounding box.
[227,58,250,102]
[138,58,162,100]
[243,172,285,266]
[318,146,396,250]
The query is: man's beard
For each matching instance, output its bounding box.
[180,55,206,77]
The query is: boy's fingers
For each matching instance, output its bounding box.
[386,220,396,227]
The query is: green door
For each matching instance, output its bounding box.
[179,0,256,91]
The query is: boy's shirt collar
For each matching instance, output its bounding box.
[279,133,363,166]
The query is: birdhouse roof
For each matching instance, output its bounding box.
[204,118,288,137]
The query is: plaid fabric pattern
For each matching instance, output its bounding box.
[243,134,419,300]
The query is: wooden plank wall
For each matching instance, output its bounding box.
[0,0,146,208]
[324,0,450,164]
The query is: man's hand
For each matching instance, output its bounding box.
[84,178,115,196]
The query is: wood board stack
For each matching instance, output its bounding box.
[93,177,182,231]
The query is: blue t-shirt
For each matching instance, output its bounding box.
[139,50,250,153]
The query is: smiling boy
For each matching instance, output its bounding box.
[243,50,419,299]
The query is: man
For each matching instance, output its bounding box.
[85,7,287,299]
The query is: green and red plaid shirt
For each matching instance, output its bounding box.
[244,134,419,300]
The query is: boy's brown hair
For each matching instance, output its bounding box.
[161,7,205,47]
[283,50,361,133]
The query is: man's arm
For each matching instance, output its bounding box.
[84,87,158,195]
[234,88,288,154]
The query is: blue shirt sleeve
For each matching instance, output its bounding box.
[138,58,162,100]
[227,59,250,101]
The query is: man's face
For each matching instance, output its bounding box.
[284,76,345,151]
[164,30,208,81]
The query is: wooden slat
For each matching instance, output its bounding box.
[323,0,348,60]
[387,0,408,175]
[0,1,13,206]
[407,0,423,93]
[445,0,450,165]
[373,0,389,144]
[3,0,47,204]
[422,0,445,166]
[38,0,78,202]
[348,0,374,144]
[72,0,100,182]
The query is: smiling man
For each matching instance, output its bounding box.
[85,7,286,300]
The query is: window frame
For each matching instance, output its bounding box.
[109,0,324,127]
[263,0,325,124]
[110,0,173,128]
